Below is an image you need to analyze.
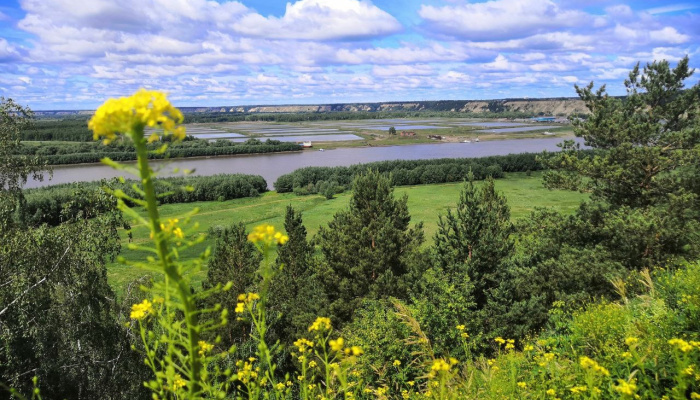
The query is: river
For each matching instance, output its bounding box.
[26,137,581,189]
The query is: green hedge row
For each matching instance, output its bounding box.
[22,174,267,227]
[274,153,544,193]
[30,142,301,165]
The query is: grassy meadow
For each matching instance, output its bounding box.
[108,171,587,293]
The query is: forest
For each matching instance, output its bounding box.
[0,59,699,399]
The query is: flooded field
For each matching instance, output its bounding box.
[349,125,449,130]
[456,122,529,127]
[174,118,570,145]
[483,125,558,133]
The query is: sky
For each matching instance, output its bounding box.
[0,0,699,110]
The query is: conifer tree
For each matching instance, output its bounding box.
[316,170,424,324]
[432,176,513,309]
[201,223,261,345]
[268,205,320,340]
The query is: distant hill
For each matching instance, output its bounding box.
[33,97,589,117]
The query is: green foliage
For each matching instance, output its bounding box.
[0,98,48,226]
[274,152,546,193]
[268,206,322,342]
[13,139,301,165]
[21,173,267,227]
[433,177,513,308]
[541,57,700,269]
[0,218,147,400]
[342,299,426,393]
[201,222,262,346]
[316,170,424,324]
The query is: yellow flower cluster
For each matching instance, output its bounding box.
[345,346,364,356]
[235,360,260,384]
[614,379,638,397]
[580,356,610,376]
[495,336,515,350]
[517,382,527,389]
[309,316,332,332]
[155,218,184,240]
[198,340,214,357]
[330,337,344,351]
[570,386,587,394]
[294,338,314,353]
[89,89,185,144]
[172,374,186,391]
[235,293,260,313]
[247,224,289,246]
[625,337,639,346]
[130,299,154,320]
[668,338,699,353]
[431,357,458,372]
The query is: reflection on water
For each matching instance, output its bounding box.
[27,137,581,190]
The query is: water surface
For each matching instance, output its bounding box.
[28,137,580,190]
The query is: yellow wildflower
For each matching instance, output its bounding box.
[247,224,289,246]
[393,360,401,367]
[172,374,186,391]
[546,389,556,396]
[431,359,451,372]
[495,337,506,345]
[669,338,694,352]
[198,340,214,357]
[524,345,534,351]
[294,338,314,353]
[89,89,185,144]
[580,356,609,376]
[570,386,587,394]
[517,382,527,389]
[625,337,639,346]
[330,337,344,352]
[309,360,317,368]
[456,324,465,331]
[130,299,153,320]
[614,379,638,397]
[275,382,286,391]
[308,317,332,332]
[235,302,245,313]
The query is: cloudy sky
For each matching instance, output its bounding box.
[1,0,699,110]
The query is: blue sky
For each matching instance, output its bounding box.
[0,0,699,110]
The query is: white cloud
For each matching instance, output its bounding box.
[335,43,467,65]
[232,0,401,40]
[419,0,590,41]
[372,64,434,77]
[0,38,21,62]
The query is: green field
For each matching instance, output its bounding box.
[108,172,587,293]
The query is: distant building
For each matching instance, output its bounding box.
[532,116,556,122]
[400,131,416,137]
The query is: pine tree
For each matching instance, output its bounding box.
[432,176,513,309]
[316,170,424,324]
[267,205,321,341]
[201,223,262,345]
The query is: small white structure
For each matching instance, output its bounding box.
[301,141,312,148]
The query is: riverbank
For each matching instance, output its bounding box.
[27,136,584,189]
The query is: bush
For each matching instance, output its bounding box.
[273,152,556,193]
[21,174,267,227]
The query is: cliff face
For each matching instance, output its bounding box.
[223,98,588,115]
[34,98,589,116]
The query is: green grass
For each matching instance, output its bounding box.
[108,172,588,293]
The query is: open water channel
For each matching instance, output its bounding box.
[26,137,582,190]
